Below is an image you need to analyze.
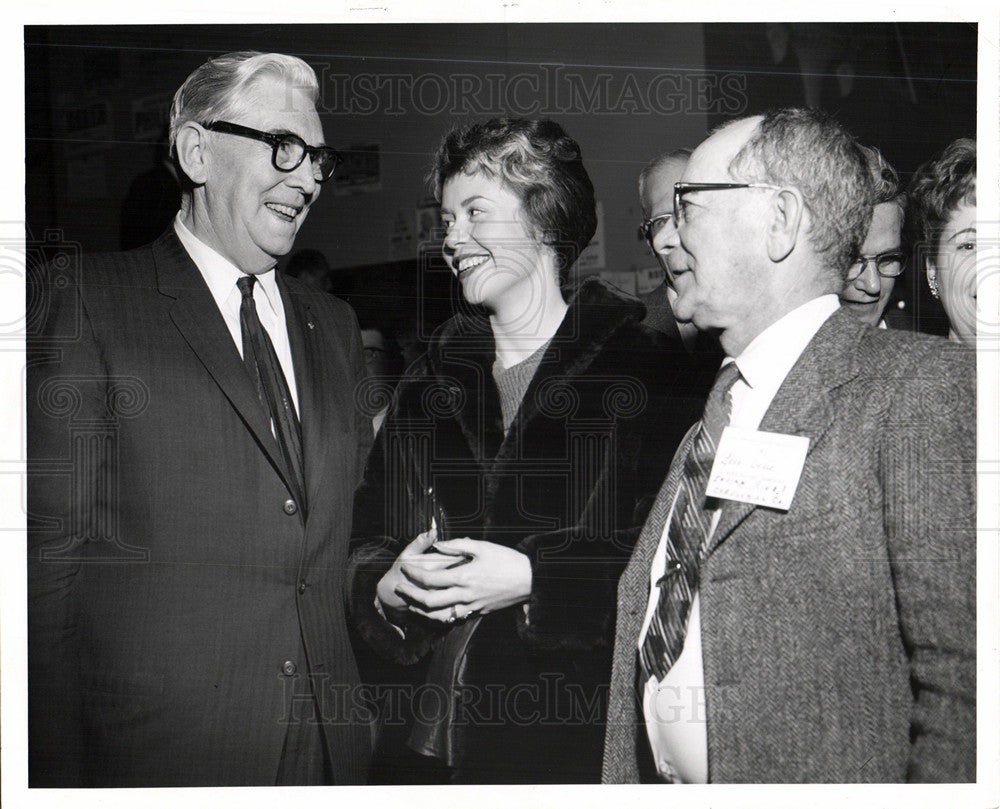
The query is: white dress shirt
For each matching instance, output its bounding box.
[173,215,299,413]
[639,294,840,783]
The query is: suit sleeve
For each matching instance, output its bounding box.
[882,342,976,782]
[26,269,108,785]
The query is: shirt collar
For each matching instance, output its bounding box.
[173,214,281,317]
[730,295,840,390]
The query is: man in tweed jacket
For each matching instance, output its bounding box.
[602,108,975,783]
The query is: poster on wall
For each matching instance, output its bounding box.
[131,94,173,142]
[636,265,667,295]
[333,142,382,195]
[416,197,441,253]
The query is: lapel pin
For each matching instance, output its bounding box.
[307,321,315,330]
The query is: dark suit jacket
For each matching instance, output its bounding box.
[27,230,374,786]
[602,308,976,783]
[639,283,683,343]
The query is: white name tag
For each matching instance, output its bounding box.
[705,426,809,510]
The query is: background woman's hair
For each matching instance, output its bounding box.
[908,137,977,254]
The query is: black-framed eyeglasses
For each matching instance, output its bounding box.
[638,213,674,247]
[845,250,906,282]
[673,182,782,226]
[202,121,342,183]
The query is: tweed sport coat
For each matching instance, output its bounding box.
[602,307,976,783]
[27,230,374,786]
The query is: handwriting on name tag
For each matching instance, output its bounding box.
[706,426,809,510]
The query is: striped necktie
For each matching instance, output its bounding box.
[639,360,741,682]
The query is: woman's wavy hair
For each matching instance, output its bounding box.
[908,138,976,256]
[428,118,597,284]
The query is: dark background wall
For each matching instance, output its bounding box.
[25,22,976,335]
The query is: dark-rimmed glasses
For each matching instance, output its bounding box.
[673,182,781,226]
[202,121,342,183]
[638,213,674,247]
[845,250,906,282]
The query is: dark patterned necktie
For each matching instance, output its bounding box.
[237,275,306,514]
[639,361,742,682]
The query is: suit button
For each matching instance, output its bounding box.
[283,499,298,515]
[298,579,307,594]
[281,660,297,676]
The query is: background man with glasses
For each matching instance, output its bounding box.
[636,147,721,399]
[839,144,908,328]
[603,107,975,783]
[637,148,694,345]
[28,51,374,786]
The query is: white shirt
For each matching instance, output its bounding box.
[639,294,840,783]
[173,215,299,413]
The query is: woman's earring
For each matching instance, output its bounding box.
[928,272,940,299]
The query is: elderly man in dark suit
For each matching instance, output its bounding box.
[28,51,373,787]
[603,108,975,783]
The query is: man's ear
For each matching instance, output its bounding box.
[765,187,805,263]
[174,122,209,186]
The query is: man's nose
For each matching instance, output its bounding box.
[287,154,319,197]
[652,217,680,254]
[856,261,881,295]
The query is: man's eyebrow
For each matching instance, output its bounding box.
[947,227,977,242]
[268,127,326,147]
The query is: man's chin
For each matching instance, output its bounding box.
[840,299,883,326]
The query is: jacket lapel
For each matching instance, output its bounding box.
[152,230,295,494]
[429,315,505,468]
[706,309,862,555]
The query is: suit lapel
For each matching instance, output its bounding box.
[707,310,862,555]
[641,283,682,343]
[152,231,295,495]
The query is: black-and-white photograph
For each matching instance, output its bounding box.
[4,7,997,809]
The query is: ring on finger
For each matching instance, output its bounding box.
[448,604,458,623]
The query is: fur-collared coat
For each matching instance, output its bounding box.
[348,278,709,783]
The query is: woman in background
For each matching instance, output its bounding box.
[909,138,977,345]
[348,118,704,783]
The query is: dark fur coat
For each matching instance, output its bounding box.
[348,278,709,783]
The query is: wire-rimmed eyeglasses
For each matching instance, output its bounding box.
[638,213,674,247]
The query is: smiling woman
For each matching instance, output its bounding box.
[909,138,978,346]
[347,118,708,784]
